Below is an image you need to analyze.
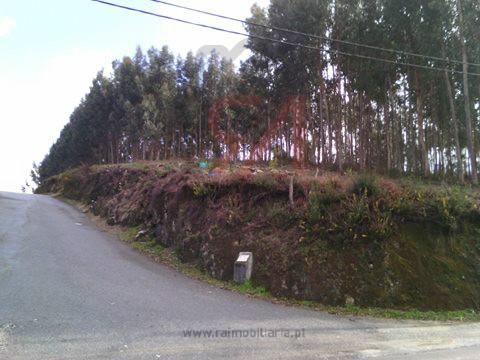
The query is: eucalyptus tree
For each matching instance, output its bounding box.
[246,0,331,164]
[456,0,478,182]
[237,54,273,159]
[175,52,204,157]
[202,50,223,157]
[38,0,480,184]
[144,46,177,159]
[333,0,397,172]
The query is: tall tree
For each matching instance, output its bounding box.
[456,0,477,183]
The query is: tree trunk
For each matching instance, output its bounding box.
[385,103,392,173]
[336,97,343,172]
[457,0,477,183]
[359,93,366,171]
[444,63,464,183]
[198,100,203,158]
[415,72,429,177]
[317,85,324,165]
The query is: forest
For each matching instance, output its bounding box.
[38,0,480,184]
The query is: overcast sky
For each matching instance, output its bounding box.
[0,0,269,193]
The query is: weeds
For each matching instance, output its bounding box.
[132,240,164,257]
[252,173,280,190]
[44,162,480,315]
[192,182,214,198]
[233,280,270,297]
[351,173,379,197]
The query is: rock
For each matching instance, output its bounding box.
[155,224,171,247]
[135,230,148,242]
[234,252,253,283]
[291,284,299,296]
[345,296,355,306]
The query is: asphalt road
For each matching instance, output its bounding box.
[1,192,480,359]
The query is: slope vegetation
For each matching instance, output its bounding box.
[37,162,480,311]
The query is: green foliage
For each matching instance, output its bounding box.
[342,193,393,241]
[119,226,164,256]
[392,185,478,231]
[38,0,480,187]
[302,174,479,248]
[192,182,214,198]
[233,280,270,297]
[252,174,279,190]
[266,202,300,229]
[30,162,41,186]
[119,226,141,242]
[325,305,479,322]
[309,179,343,208]
[132,240,164,257]
[304,175,390,246]
[268,158,279,169]
[351,174,379,197]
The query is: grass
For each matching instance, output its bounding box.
[232,280,270,297]
[132,240,164,257]
[320,305,479,322]
[118,226,141,242]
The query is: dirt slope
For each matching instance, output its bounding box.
[37,162,480,310]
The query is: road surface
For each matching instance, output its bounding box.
[1,191,480,359]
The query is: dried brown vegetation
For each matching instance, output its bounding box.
[37,161,480,310]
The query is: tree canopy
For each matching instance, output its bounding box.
[39,0,480,184]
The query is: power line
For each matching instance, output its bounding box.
[146,0,480,68]
[91,0,480,77]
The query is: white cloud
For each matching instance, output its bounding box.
[0,48,113,193]
[0,16,15,37]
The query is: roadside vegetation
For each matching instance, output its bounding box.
[38,161,480,319]
[74,194,480,322]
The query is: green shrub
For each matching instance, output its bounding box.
[351,174,379,197]
[191,182,215,198]
[235,280,270,297]
[342,194,393,242]
[252,174,279,190]
[303,185,394,247]
[318,179,343,204]
[266,202,299,228]
[306,179,344,221]
[268,158,279,169]
[390,184,478,231]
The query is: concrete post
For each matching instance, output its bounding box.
[234,252,253,283]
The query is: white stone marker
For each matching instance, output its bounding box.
[234,252,253,283]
